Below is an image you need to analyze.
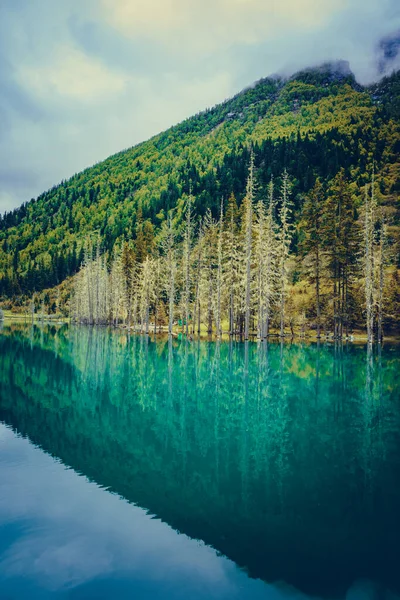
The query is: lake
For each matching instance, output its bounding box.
[0,323,399,599]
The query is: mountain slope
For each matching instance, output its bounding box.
[0,63,399,299]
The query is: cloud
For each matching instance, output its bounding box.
[0,0,399,213]
[102,0,346,52]
[15,45,129,103]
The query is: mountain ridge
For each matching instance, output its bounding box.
[0,61,390,217]
[0,63,399,317]
[0,60,378,210]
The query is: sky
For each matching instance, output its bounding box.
[0,0,399,214]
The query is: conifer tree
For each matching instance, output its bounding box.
[301,179,324,338]
[323,169,360,338]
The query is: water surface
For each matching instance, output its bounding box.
[0,324,399,599]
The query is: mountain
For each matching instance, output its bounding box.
[0,63,399,328]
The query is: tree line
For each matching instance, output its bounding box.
[1,70,399,302]
[70,156,394,341]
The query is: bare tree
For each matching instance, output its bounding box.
[263,178,278,338]
[364,175,377,344]
[202,209,217,336]
[160,214,177,336]
[224,194,239,336]
[277,170,292,337]
[243,150,255,340]
[139,256,155,334]
[377,211,387,343]
[183,194,193,336]
[216,199,224,337]
[192,219,205,336]
[254,198,266,340]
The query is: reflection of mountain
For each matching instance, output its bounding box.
[0,325,399,596]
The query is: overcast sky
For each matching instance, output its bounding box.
[0,0,399,213]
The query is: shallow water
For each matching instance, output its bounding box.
[0,323,399,599]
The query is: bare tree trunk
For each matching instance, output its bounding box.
[197,299,201,335]
[377,216,386,343]
[193,227,203,336]
[378,260,383,344]
[244,151,255,341]
[168,262,175,336]
[316,245,321,339]
[264,177,276,339]
[364,180,376,344]
[216,200,223,337]
[153,258,160,335]
[229,292,234,336]
[333,265,338,339]
[280,277,285,337]
[228,214,236,336]
[278,171,292,338]
[145,290,149,335]
[31,294,35,324]
[207,265,213,336]
[184,195,192,337]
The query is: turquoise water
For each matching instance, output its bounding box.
[0,323,399,599]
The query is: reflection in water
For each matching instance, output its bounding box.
[0,422,272,600]
[0,324,400,597]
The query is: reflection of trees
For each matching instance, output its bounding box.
[0,324,399,596]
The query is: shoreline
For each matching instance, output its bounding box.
[2,315,400,344]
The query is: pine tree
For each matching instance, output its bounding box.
[323,169,360,338]
[301,179,324,338]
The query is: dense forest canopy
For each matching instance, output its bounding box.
[0,62,399,336]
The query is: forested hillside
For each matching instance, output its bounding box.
[0,62,399,337]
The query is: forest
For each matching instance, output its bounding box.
[0,63,399,339]
[69,160,394,341]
